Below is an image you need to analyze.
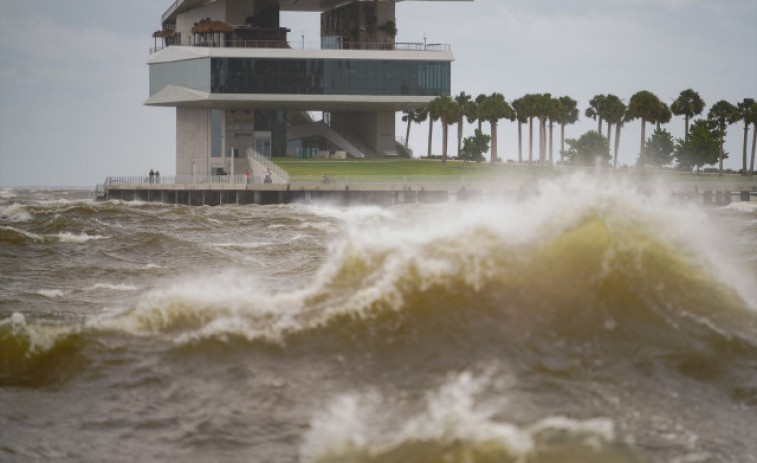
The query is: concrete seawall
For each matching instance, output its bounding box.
[102,182,756,207]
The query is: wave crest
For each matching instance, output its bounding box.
[301,371,639,463]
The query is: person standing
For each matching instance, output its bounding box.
[149,169,154,184]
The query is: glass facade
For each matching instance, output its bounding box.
[151,57,450,97]
[210,110,224,157]
[254,110,287,157]
[149,58,210,96]
[210,58,450,96]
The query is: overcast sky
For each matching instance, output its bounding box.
[1,0,755,186]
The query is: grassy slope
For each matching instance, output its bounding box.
[275,158,498,176]
[274,159,756,187]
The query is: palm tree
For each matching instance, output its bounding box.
[707,100,739,175]
[426,100,442,158]
[599,94,622,151]
[478,93,515,163]
[511,96,529,163]
[474,94,488,132]
[553,96,579,160]
[586,94,607,133]
[655,101,672,131]
[430,95,460,163]
[454,92,472,156]
[522,94,539,163]
[533,93,554,164]
[671,89,705,139]
[736,98,756,175]
[604,96,627,168]
[627,90,663,161]
[401,108,427,149]
[748,102,757,176]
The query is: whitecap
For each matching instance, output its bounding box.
[300,370,617,462]
[0,189,16,199]
[56,232,108,243]
[0,204,33,222]
[0,225,43,241]
[88,283,138,291]
[36,289,65,298]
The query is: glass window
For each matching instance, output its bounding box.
[210,58,450,96]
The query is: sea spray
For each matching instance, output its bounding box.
[301,371,636,463]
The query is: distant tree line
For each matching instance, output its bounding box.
[402,90,757,176]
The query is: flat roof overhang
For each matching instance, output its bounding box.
[147,45,453,64]
[145,85,436,111]
[163,0,473,23]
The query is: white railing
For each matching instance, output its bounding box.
[150,40,451,54]
[105,175,253,185]
[246,151,290,184]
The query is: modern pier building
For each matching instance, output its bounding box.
[147,0,469,180]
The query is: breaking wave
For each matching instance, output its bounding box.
[3,175,756,396]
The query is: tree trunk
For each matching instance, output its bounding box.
[607,121,612,148]
[538,118,545,163]
[743,123,749,175]
[614,123,622,169]
[541,119,547,163]
[518,122,523,163]
[597,118,602,133]
[529,117,534,163]
[457,116,464,156]
[560,124,565,160]
[639,119,647,161]
[427,119,433,157]
[442,121,448,164]
[750,124,756,176]
[491,120,498,163]
[684,114,690,140]
[405,118,411,147]
[718,132,724,176]
[548,121,554,165]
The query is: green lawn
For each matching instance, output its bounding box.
[274,158,500,176]
[273,158,756,188]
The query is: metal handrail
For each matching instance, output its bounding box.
[150,40,451,54]
[246,150,290,184]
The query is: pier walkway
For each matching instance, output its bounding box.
[98,175,757,207]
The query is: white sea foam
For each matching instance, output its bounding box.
[0,188,16,199]
[0,204,33,222]
[36,289,65,298]
[300,370,616,462]
[88,283,138,291]
[305,204,396,224]
[80,173,757,349]
[1,312,76,354]
[211,242,271,249]
[139,263,162,270]
[56,232,108,243]
[297,221,339,233]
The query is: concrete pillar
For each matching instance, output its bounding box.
[723,191,731,206]
[740,191,750,201]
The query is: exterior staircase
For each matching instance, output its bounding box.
[287,121,371,158]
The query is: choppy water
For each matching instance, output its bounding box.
[1,176,756,463]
